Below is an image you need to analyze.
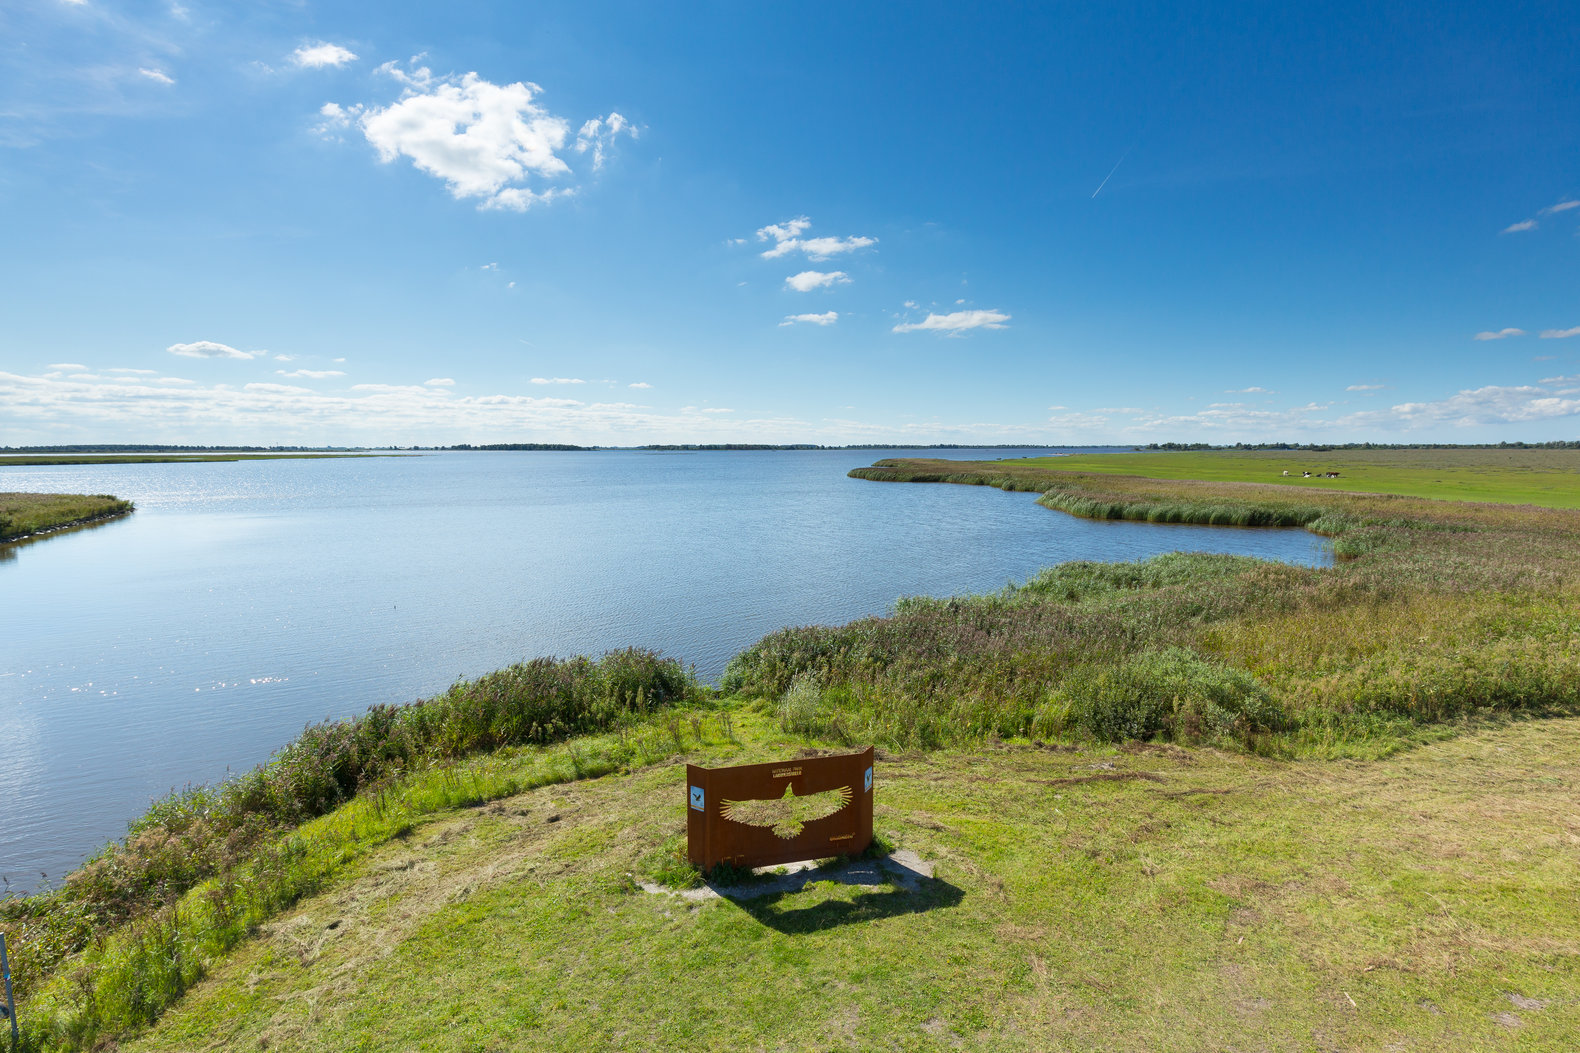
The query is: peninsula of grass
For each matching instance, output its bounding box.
[6,458,1580,1050]
[0,492,134,542]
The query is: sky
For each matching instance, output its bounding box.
[2,0,1577,446]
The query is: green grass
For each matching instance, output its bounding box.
[105,712,1580,1051]
[0,454,387,466]
[1010,447,1580,507]
[0,492,133,542]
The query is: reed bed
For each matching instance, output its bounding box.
[715,460,1580,751]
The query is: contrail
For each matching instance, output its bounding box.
[1091,145,1133,199]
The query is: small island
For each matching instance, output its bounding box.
[0,492,135,543]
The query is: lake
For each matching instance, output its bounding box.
[0,449,1330,891]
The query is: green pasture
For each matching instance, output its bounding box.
[1011,448,1580,507]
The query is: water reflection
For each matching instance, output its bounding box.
[0,449,1329,891]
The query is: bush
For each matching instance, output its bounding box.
[1055,649,1285,743]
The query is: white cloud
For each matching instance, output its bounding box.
[530,377,586,385]
[1539,374,1579,384]
[755,217,876,261]
[167,340,258,360]
[277,368,346,379]
[244,382,313,395]
[1473,328,1525,341]
[425,377,455,386]
[107,367,157,375]
[574,112,636,170]
[780,311,839,327]
[48,362,87,371]
[1225,386,1274,394]
[785,270,849,292]
[293,43,359,69]
[274,354,295,362]
[353,63,583,211]
[138,68,175,85]
[700,407,734,414]
[892,309,1011,334]
[628,381,652,389]
[1502,219,1538,233]
[1539,326,1580,339]
[1384,385,1580,427]
[1346,383,1385,392]
[1542,200,1580,214]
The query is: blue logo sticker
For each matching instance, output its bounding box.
[689,785,705,811]
[864,766,873,793]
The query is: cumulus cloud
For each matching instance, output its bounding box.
[628,381,652,389]
[785,270,849,292]
[138,68,175,85]
[892,309,1011,334]
[755,217,876,260]
[1473,328,1525,341]
[1539,326,1580,339]
[168,340,259,360]
[276,369,346,379]
[574,112,636,170]
[425,377,455,386]
[347,61,590,211]
[780,311,839,327]
[48,363,87,371]
[1384,385,1580,427]
[1502,219,1538,234]
[293,43,358,69]
[530,377,586,385]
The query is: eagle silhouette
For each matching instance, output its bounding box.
[719,784,853,839]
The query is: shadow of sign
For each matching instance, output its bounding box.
[687,747,874,871]
[723,854,965,935]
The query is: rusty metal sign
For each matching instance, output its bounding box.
[687,747,873,871]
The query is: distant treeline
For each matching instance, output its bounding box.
[2,444,366,453]
[1144,441,1580,452]
[443,443,591,451]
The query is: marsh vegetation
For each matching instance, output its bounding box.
[0,493,133,543]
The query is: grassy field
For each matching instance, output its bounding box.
[0,453,386,466]
[1010,447,1580,507]
[6,454,1580,1050]
[0,492,133,542]
[103,711,1580,1051]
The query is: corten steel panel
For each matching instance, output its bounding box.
[686,747,874,871]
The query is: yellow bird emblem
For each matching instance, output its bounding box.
[719,784,853,839]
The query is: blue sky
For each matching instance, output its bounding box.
[2,0,1577,446]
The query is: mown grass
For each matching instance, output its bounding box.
[115,712,1580,1051]
[1012,447,1580,507]
[0,492,133,542]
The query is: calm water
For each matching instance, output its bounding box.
[0,449,1329,890]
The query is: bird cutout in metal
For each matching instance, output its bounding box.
[719,783,854,839]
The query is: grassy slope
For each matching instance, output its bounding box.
[1012,448,1580,507]
[128,710,1579,1052]
[0,492,133,542]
